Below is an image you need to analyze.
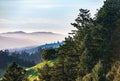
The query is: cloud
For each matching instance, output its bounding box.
[0,0,104,35]
[0,19,15,24]
[20,18,65,24]
[0,18,67,27]
[18,0,62,8]
[0,18,67,25]
[0,18,73,35]
[29,4,64,9]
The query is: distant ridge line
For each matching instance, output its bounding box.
[1,31,62,35]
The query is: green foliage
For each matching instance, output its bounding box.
[25,59,56,81]
[1,62,26,81]
[45,58,67,81]
[18,48,44,63]
[0,50,35,70]
[106,61,120,81]
[71,9,93,30]
[91,61,106,81]
[73,9,96,77]
[71,9,93,55]
[41,48,57,61]
[38,64,51,81]
[96,0,120,62]
[58,36,76,56]
[54,57,78,81]
[76,61,106,81]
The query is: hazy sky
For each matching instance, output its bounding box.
[0,0,104,35]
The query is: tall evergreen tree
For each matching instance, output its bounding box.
[1,62,26,81]
[71,9,95,77]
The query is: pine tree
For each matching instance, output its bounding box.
[1,62,26,81]
[71,9,95,77]
[71,9,93,54]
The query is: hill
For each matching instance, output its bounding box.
[25,59,57,81]
[0,31,65,49]
[0,50,35,78]
[8,42,63,64]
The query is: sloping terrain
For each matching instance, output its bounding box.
[25,59,57,81]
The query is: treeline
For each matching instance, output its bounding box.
[15,48,44,63]
[0,48,44,71]
[0,50,35,70]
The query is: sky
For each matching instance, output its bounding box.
[0,0,104,35]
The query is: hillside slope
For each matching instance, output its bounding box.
[25,59,57,81]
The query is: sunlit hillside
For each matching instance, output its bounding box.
[25,59,57,81]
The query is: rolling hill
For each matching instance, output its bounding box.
[0,31,65,49]
[25,59,57,81]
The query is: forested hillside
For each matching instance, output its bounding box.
[0,50,35,70]
[1,0,120,81]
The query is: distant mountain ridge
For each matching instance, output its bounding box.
[0,35,37,49]
[1,31,59,35]
[9,42,64,53]
[0,31,65,49]
[2,31,26,34]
